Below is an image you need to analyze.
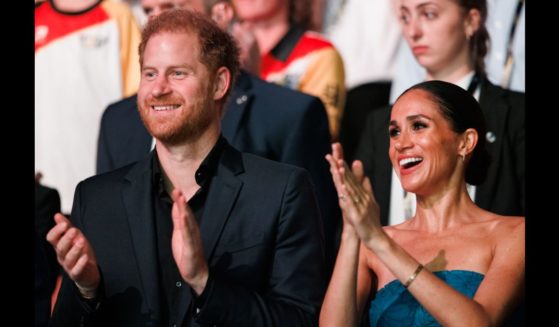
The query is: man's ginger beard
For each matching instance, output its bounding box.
[138,86,216,146]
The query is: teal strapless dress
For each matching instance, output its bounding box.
[369,270,484,327]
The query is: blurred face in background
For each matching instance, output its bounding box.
[398,0,478,74]
[231,0,288,23]
[141,0,206,19]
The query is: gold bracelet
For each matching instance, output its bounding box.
[404,264,424,288]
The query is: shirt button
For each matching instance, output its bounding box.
[176,281,182,287]
[196,307,201,314]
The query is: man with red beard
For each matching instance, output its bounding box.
[97,0,341,275]
[47,9,325,326]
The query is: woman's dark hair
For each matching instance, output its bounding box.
[400,80,491,185]
[458,0,490,75]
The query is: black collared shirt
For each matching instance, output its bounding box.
[151,136,225,326]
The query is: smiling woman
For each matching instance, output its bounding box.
[321,80,524,327]
[388,83,490,195]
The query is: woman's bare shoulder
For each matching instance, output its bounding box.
[485,213,524,235]
[480,213,525,248]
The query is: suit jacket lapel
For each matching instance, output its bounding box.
[222,71,254,145]
[200,174,243,261]
[121,155,161,321]
[476,80,506,207]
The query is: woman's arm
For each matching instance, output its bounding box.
[470,218,525,326]
[320,226,371,326]
[321,143,377,326]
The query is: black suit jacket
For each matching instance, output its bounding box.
[355,79,525,225]
[35,183,61,239]
[35,184,61,327]
[51,141,326,326]
[97,71,341,271]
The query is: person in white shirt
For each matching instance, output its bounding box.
[389,0,525,104]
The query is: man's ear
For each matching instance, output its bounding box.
[213,66,230,101]
[211,2,235,30]
[459,128,478,158]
